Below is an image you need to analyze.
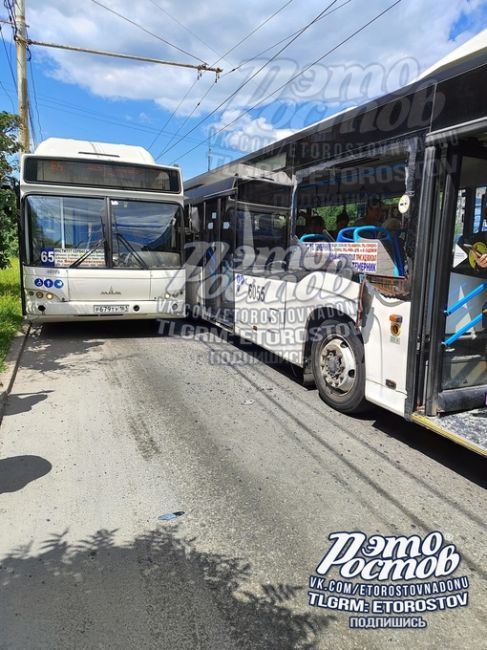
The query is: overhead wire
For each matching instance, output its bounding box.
[3,0,15,30]
[143,0,227,152]
[89,0,208,64]
[0,8,15,86]
[211,0,296,67]
[0,72,15,111]
[0,3,16,113]
[0,24,16,87]
[150,0,297,153]
[147,76,199,150]
[25,88,206,144]
[221,0,353,77]
[27,50,44,141]
[0,73,208,147]
[154,77,215,156]
[145,0,223,64]
[156,0,341,160]
[172,0,402,164]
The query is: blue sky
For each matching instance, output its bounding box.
[1,0,487,179]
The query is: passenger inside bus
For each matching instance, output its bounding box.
[329,209,349,239]
[296,154,409,277]
[355,198,382,226]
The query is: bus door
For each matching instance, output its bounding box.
[424,140,487,416]
[201,197,235,326]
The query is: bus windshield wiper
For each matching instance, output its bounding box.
[115,232,148,269]
[69,238,106,268]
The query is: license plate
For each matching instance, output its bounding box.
[94,304,129,314]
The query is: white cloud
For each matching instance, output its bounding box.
[210,108,298,152]
[22,0,487,154]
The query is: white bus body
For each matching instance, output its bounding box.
[185,34,487,458]
[20,138,186,322]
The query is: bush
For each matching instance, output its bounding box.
[0,112,20,270]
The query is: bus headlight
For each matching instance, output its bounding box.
[46,292,54,300]
[36,291,44,299]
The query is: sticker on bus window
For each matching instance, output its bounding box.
[40,247,55,267]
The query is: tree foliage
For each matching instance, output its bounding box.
[0,112,20,269]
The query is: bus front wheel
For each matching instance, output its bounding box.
[311,319,367,414]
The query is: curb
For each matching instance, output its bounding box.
[0,322,31,424]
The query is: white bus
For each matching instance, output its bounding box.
[185,33,487,457]
[20,138,186,322]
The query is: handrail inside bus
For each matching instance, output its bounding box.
[442,280,487,346]
[443,313,484,347]
[444,280,487,316]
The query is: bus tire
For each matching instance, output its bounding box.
[311,319,367,414]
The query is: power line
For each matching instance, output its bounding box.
[147,76,199,150]
[33,92,206,145]
[221,0,352,77]
[151,0,296,154]
[145,0,223,64]
[3,0,15,31]
[155,77,216,156]
[0,73,15,111]
[157,0,341,160]
[212,0,296,67]
[0,24,15,86]
[0,75,207,146]
[89,0,209,65]
[28,104,37,146]
[27,50,44,141]
[172,0,402,164]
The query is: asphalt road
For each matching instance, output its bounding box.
[0,320,485,650]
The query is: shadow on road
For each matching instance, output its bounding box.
[168,321,487,490]
[5,391,53,416]
[41,320,163,341]
[372,411,487,489]
[0,455,52,494]
[0,526,333,649]
[20,321,163,377]
[163,319,306,386]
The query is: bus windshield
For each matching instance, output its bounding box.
[26,195,182,269]
[111,199,181,268]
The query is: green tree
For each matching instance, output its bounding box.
[0,112,20,269]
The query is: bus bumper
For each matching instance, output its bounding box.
[24,298,186,322]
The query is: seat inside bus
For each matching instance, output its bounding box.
[296,154,408,278]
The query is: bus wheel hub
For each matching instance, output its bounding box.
[320,338,356,392]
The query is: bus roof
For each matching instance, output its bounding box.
[416,28,487,81]
[33,138,156,165]
[184,162,292,192]
[194,30,487,177]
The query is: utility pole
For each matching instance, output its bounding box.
[14,0,29,151]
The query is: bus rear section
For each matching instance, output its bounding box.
[20,139,186,322]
